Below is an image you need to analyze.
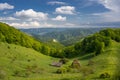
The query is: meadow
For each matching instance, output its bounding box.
[0,40,120,80]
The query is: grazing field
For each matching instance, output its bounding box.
[0,40,120,80]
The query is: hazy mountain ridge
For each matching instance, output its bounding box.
[21,28,102,46]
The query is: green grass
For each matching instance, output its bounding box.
[0,42,58,80]
[0,40,120,80]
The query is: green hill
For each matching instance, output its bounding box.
[0,42,58,80]
[0,22,63,57]
[1,40,119,80]
[62,28,120,58]
[0,22,120,80]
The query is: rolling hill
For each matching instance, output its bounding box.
[0,22,63,57]
[0,22,120,80]
[0,42,58,80]
[1,39,120,80]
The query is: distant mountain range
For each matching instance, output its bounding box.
[20,28,102,46]
[20,28,67,35]
[89,22,120,27]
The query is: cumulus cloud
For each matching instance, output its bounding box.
[0,17,19,21]
[42,22,56,27]
[52,15,66,21]
[47,1,66,5]
[9,21,40,28]
[0,3,14,10]
[7,21,56,28]
[55,6,75,15]
[14,9,48,21]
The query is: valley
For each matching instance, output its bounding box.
[0,0,120,80]
[0,22,120,80]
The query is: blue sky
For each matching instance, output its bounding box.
[0,0,120,28]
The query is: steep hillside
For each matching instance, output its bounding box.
[0,42,57,80]
[0,22,62,57]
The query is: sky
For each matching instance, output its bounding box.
[0,0,120,28]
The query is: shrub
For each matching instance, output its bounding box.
[56,67,67,74]
[27,59,31,62]
[59,58,69,64]
[7,46,10,49]
[56,65,73,74]
[99,72,110,79]
[56,67,68,74]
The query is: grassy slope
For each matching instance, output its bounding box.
[0,42,58,80]
[78,40,120,80]
[0,40,120,80]
[28,40,120,80]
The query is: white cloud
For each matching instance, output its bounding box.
[55,6,75,15]
[47,1,66,5]
[9,21,40,28]
[6,21,57,28]
[98,0,120,12]
[42,22,56,27]
[14,9,48,21]
[52,15,66,21]
[65,23,75,26]
[0,17,19,21]
[92,0,120,22]
[93,0,120,22]
[0,3,14,10]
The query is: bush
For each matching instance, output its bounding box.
[56,67,67,74]
[7,46,10,49]
[59,58,69,64]
[99,72,110,79]
[56,65,72,74]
